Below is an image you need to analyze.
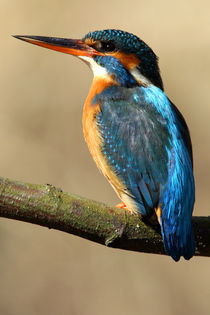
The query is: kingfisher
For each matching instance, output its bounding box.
[14,29,195,261]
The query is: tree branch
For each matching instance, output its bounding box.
[0,176,209,258]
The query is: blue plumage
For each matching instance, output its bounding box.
[95,84,195,261]
[143,86,195,260]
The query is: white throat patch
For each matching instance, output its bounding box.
[79,56,109,79]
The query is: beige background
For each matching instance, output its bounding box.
[1,0,210,314]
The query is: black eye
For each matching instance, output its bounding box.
[93,41,116,52]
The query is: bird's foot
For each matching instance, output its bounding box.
[116,202,133,213]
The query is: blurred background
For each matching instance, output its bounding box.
[0,0,210,314]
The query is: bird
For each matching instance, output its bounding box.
[14,29,195,261]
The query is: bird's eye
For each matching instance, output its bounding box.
[93,41,116,52]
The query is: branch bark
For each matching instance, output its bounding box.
[0,176,209,258]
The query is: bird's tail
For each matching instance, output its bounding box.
[159,212,195,262]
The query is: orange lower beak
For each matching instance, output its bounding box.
[13,35,102,57]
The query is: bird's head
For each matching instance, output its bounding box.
[14,29,163,90]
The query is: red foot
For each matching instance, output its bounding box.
[116,202,133,212]
[116,201,127,209]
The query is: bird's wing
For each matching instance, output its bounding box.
[170,102,193,166]
[95,85,173,216]
[96,84,195,260]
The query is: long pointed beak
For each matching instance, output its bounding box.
[13,35,103,57]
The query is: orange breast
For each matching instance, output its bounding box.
[82,76,111,171]
[83,78,123,189]
[82,77,138,212]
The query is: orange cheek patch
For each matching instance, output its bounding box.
[109,51,140,69]
[84,38,96,46]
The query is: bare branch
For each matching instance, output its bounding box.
[0,176,209,258]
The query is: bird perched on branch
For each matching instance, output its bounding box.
[14,29,195,261]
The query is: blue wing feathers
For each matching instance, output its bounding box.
[95,84,195,261]
[143,86,195,260]
[98,91,168,214]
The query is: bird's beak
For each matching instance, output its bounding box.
[13,35,102,57]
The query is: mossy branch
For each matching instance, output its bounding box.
[0,176,209,258]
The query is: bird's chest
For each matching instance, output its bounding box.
[83,102,103,169]
[82,79,110,177]
[82,78,125,194]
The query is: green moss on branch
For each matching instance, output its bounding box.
[0,176,209,257]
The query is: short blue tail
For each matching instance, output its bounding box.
[160,215,195,262]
